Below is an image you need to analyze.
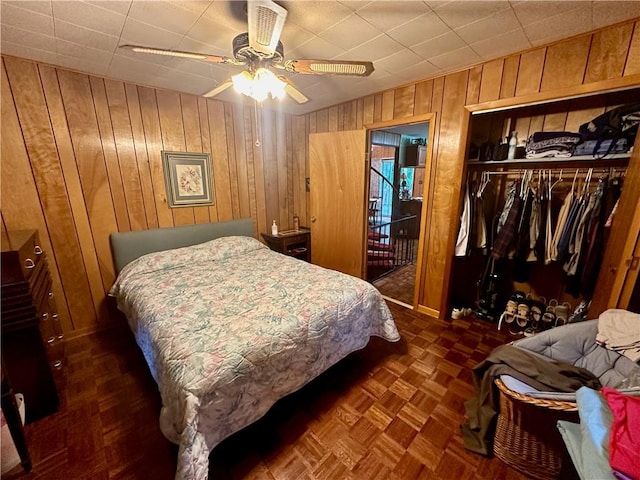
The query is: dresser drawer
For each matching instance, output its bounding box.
[1,229,60,423]
[0,231,41,285]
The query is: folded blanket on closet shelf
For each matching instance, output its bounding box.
[525,131,582,158]
[596,309,640,362]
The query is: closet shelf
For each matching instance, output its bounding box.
[467,153,631,169]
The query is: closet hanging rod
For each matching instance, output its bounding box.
[479,167,620,176]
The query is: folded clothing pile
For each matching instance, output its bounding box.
[596,309,640,362]
[525,131,582,158]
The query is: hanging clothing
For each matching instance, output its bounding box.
[556,195,583,261]
[455,182,472,257]
[550,188,574,262]
[475,193,488,250]
[605,198,619,228]
[497,181,517,235]
[580,179,608,298]
[527,188,541,262]
[564,194,595,276]
[492,182,523,260]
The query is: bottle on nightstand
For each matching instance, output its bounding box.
[271,220,278,235]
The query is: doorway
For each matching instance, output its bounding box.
[367,121,430,308]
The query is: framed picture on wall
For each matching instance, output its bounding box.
[162,151,215,208]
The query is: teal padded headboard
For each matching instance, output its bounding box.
[109,219,255,274]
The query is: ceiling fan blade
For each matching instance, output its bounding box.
[202,80,234,98]
[247,0,287,56]
[279,59,374,77]
[277,76,309,104]
[120,45,243,65]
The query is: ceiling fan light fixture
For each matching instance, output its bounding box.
[248,0,288,55]
[232,67,286,102]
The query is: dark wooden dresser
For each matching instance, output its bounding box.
[1,230,64,423]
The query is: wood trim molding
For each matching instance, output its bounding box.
[364,113,435,131]
[416,305,439,319]
[465,73,640,113]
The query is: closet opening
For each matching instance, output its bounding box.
[450,87,640,332]
[366,121,429,308]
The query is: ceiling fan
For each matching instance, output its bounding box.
[120,0,375,104]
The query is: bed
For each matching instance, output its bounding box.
[108,219,400,480]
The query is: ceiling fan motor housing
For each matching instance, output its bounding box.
[233,32,284,64]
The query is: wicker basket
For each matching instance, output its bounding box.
[493,378,579,480]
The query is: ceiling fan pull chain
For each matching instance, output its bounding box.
[254,100,261,148]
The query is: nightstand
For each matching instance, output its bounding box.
[261,227,311,262]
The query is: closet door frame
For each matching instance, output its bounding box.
[460,76,640,319]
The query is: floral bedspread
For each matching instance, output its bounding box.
[109,236,400,480]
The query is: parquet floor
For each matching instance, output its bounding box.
[373,264,417,306]
[3,304,530,480]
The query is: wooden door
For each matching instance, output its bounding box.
[309,130,367,277]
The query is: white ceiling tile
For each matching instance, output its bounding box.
[279,22,316,55]
[410,30,466,59]
[84,0,132,15]
[394,60,442,83]
[512,1,591,25]
[338,1,373,12]
[1,2,54,36]
[281,1,354,34]
[164,56,230,79]
[55,53,109,75]
[51,1,125,37]
[455,8,521,44]
[120,17,184,49]
[0,41,58,65]
[318,14,381,50]
[184,16,239,53]
[433,1,511,29]
[1,0,639,116]
[1,25,56,52]
[126,1,201,36]
[286,35,347,60]
[199,1,248,33]
[177,37,232,58]
[428,45,481,70]
[169,1,213,16]
[56,38,114,64]
[339,34,404,62]
[108,53,164,77]
[424,1,453,10]
[470,28,531,60]
[592,1,640,29]
[54,19,119,52]
[2,0,52,16]
[355,1,432,31]
[523,7,593,45]
[387,11,450,47]
[374,49,426,74]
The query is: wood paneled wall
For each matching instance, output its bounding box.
[1,19,639,335]
[1,55,306,337]
[302,18,640,317]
